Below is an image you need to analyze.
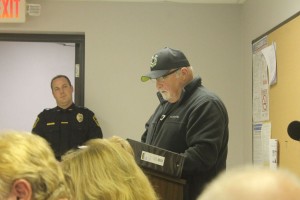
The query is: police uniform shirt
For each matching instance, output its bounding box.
[32,103,103,160]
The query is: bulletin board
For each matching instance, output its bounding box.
[252,11,300,177]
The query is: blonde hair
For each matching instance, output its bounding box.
[108,135,135,156]
[61,137,158,200]
[0,130,71,200]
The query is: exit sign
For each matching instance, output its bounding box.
[0,0,26,23]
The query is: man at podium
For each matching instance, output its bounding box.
[140,47,229,200]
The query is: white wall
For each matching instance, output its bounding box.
[0,41,74,131]
[2,0,298,168]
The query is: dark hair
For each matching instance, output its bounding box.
[51,75,72,90]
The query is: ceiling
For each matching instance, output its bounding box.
[60,0,247,4]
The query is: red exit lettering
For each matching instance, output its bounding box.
[0,0,20,19]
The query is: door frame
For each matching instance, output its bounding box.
[0,33,85,106]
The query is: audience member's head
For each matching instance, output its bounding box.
[108,135,134,156]
[61,137,158,200]
[0,130,72,200]
[197,166,300,200]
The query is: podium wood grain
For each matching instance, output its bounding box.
[143,168,186,200]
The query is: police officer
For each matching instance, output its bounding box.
[32,75,103,160]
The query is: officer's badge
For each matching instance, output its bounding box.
[76,113,83,123]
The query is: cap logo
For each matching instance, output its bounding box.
[150,54,158,68]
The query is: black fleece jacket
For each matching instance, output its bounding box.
[141,76,229,200]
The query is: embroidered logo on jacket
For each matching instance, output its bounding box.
[169,115,179,119]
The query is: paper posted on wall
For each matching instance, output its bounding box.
[269,139,278,169]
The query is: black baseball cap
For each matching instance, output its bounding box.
[141,47,190,82]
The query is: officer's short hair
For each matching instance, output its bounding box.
[51,75,72,90]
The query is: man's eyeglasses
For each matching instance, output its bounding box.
[156,68,181,81]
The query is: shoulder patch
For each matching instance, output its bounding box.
[93,115,100,127]
[32,117,40,129]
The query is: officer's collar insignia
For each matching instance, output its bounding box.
[76,113,83,123]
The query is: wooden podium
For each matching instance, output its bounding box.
[126,139,186,200]
[143,168,187,200]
